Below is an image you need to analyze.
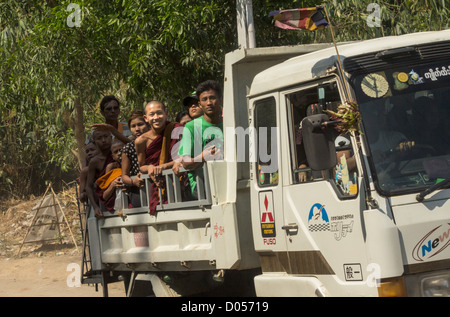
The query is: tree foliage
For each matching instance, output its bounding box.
[0,0,448,198]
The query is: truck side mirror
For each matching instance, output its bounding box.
[301,114,337,171]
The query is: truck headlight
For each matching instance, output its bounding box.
[421,274,450,297]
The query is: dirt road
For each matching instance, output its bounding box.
[0,186,126,297]
[0,252,125,297]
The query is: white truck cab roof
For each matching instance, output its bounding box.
[248,29,450,98]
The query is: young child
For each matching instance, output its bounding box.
[95,140,125,206]
[78,141,100,203]
[85,130,116,218]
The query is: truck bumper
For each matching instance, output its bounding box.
[254,274,329,297]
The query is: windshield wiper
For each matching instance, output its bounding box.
[416,178,450,202]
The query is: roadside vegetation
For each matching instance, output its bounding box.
[0,0,448,200]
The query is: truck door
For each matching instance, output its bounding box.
[279,79,371,289]
[249,94,290,268]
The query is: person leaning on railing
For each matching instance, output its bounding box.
[174,80,224,200]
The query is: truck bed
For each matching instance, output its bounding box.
[87,164,259,273]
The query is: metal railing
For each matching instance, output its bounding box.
[116,164,212,215]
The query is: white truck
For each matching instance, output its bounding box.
[81,29,450,297]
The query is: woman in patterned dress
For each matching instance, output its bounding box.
[121,110,150,207]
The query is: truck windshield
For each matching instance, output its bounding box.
[352,59,450,196]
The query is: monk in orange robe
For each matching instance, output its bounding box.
[135,101,182,214]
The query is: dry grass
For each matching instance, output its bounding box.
[0,184,83,258]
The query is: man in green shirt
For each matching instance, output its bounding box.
[176,80,224,198]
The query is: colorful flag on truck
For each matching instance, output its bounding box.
[269,6,329,31]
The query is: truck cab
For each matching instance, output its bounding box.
[83,29,450,297]
[248,29,450,297]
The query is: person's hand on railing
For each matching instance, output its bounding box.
[202,145,221,161]
[94,206,104,219]
[172,160,183,175]
[111,177,125,190]
[147,165,164,187]
[79,192,88,203]
[132,173,145,188]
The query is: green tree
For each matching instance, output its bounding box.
[0,0,448,199]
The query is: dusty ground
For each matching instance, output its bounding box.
[0,251,125,297]
[0,185,125,297]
